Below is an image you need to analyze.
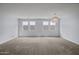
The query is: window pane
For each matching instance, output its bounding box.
[30,26,35,30]
[29,21,36,31]
[50,21,56,26]
[22,21,28,25]
[30,21,36,25]
[43,21,49,25]
[23,25,28,30]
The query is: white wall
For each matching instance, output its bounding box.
[60,5,79,44]
[0,3,79,44]
[0,5,18,44]
[0,3,62,44]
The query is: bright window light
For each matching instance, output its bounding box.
[50,21,56,26]
[22,21,28,25]
[30,21,36,25]
[43,21,49,25]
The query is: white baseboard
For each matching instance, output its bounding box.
[61,35,79,45]
[0,36,17,44]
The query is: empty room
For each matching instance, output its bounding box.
[0,3,79,55]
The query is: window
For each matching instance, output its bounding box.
[29,21,36,31]
[43,21,49,26]
[22,21,28,25]
[23,25,28,30]
[22,21,28,30]
[50,21,56,26]
[29,21,36,25]
[43,21,49,30]
[49,21,56,30]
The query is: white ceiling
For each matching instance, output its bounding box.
[0,3,79,18]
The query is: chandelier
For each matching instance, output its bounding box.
[52,13,60,23]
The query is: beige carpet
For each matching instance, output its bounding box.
[0,37,79,55]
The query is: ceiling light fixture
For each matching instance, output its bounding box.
[52,13,60,23]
